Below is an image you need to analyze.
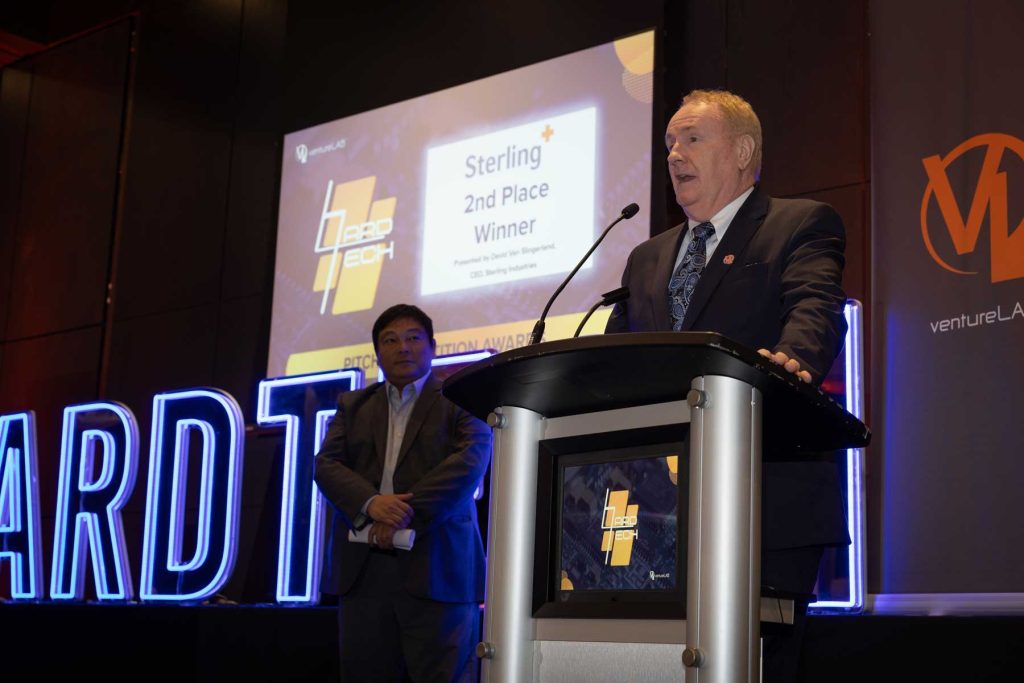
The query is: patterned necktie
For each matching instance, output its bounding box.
[668,221,715,331]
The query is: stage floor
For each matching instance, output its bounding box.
[2,603,1022,681]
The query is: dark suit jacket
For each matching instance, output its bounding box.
[314,374,492,602]
[606,187,850,549]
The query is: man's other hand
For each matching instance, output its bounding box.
[368,522,397,550]
[757,348,812,383]
[367,493,414,528]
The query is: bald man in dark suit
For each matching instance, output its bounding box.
[606,90,849,683]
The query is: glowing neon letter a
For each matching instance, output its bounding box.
[50,403,139,601]
[0,412,44,599]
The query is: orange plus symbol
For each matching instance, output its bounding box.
[541,125,554,142]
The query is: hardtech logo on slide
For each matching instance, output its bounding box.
[600,488,638,566]
[921,133,1024,283]
[311,177,396,315]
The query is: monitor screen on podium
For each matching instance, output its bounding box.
[268,30,655,381]
[533,424,688,619]
[559,455,679,592]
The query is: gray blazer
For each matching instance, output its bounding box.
[315,374,492,601]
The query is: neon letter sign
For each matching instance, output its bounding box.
[0,412,44,599]
[257,370,362,603]
[140,389,244,601]
[50,403,139,601]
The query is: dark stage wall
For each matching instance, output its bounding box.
[0,0,869,604]
[0,0,288,602]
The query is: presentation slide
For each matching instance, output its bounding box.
[559,455,679,592]
[268,30,654,379]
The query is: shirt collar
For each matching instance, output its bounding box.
[693,185,755,237]
[385,370,432,404]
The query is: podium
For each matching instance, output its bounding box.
[442,333,870,683]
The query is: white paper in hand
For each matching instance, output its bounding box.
[348,526,415,551]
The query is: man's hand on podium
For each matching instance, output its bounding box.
[758,348,812,384]
[368,493,414,528]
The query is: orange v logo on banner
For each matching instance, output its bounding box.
[921,133,1024,283]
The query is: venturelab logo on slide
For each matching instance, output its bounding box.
[420,107,597,295]
[295,138,347,165]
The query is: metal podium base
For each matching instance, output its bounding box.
[478,388,777,683]
[441,335,869,683]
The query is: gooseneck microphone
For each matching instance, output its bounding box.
[573,287,630,338]
[528,203,640,345]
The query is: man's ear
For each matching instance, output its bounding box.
[736,134,755,170]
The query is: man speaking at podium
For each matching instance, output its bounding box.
[606,90,849,682]
[316,304,492,682]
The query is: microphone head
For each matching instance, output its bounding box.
[621,203,640,219]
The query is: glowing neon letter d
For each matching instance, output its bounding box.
[140,389,244,602]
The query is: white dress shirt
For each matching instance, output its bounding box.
[672,185,755,272]
[379,371,431,495]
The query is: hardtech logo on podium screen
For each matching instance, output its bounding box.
[921,133,1024,284]
[600,488,638,566]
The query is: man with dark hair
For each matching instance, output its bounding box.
[315,303,492,682]
[607,90,849,682]
[371,303,435,354]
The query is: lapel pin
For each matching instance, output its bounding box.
[723,254,735,265]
